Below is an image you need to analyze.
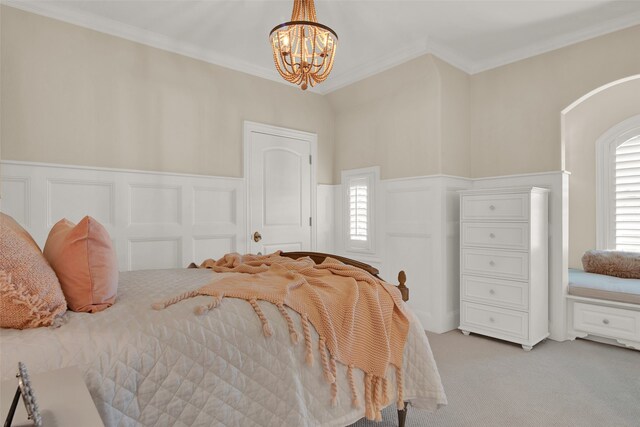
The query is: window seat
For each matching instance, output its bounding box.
[568,268,640,305]
[567,269,640,351]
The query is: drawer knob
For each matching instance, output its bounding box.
[489,289,496,295]
[489,260,495,266]
[602,319,610,325]
[489,317,495,323]
[489,205,496,211]
[489,233,495,239]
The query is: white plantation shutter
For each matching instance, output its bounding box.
[615,135,640,252]
[342,167,377,253]
[349,178,368,241]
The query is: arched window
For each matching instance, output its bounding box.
[596,115,640,252]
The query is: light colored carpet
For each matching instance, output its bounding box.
[350,331,640,427]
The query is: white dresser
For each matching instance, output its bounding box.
[459,187,549,351]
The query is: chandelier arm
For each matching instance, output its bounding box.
[272,39,292,79]
[320,52,336,80]
[286,47,300,78]
[313,49,335,82]
[319,55,335,79]
[273,53,291,81]
[281,49,294,68]
[272,38,300,83]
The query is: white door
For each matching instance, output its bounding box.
[245,122,316,254]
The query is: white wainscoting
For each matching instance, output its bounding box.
[380,176,473,332]
[329,171,568,340]
[316,184,337,253]
[0,161,246,271]
[1,160,569,340]
[331,174,472,332]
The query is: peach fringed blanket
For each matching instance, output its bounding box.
[152,252,409,421]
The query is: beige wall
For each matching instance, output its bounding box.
[327,55,442,181]
[0,6,335,183]
[327,25,639,182]
[437,57,470,177]
[564,77,640,268]
[2,4,639,192]
[327,54,471,181]
[470,25,640,178]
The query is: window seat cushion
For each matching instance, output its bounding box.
[569,268,640,305]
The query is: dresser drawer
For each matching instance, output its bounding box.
[573,302,640,341]
[461,302,529,339]
[462,222,529,250]
[461,193,529,221]
[461,248,529,280]
[462,275,529,310]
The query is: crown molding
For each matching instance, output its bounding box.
[3,0,640,93]
[0,0,327,94]
[315,37,475,94]
[469,11,640,74]
[1,0,475,95]
[314,38,431,94]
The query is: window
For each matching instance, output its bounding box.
[342,167,378,253]
[597,115,640,252]
[349,178,369,241]
[614,135,640,251]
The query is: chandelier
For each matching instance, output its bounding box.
[269,0,338,90]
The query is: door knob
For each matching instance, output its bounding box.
[253,231,262,242]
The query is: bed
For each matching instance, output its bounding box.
[567,268,640,351]
[0,252,447,427]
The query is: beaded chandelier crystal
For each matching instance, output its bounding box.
[269,0,338,90]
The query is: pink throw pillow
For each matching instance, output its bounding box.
[44,216,118,313]
[0,213,67,329]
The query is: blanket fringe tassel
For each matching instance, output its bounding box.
[318,337,336,384]
[277,303,300,344]
[364,373,373,420]
[347,365,360,409]
[194,295,223,315]
[249,298,273,337]
[151,290,200,310]
[330,355,338,407]
[362,373,390,421]
[301,313,314,366]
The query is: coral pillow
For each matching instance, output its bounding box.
[44,216,118,312]
[0,213,67,329]
[582,250,640,279]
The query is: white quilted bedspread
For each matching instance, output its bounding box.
[0,269,446,426]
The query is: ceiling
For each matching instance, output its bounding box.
[4,0,640,93]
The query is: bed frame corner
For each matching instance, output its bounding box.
[397,270,409,302]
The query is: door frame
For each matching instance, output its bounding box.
[243,121,318,253]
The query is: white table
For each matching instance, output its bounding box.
[1,366,104,427]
